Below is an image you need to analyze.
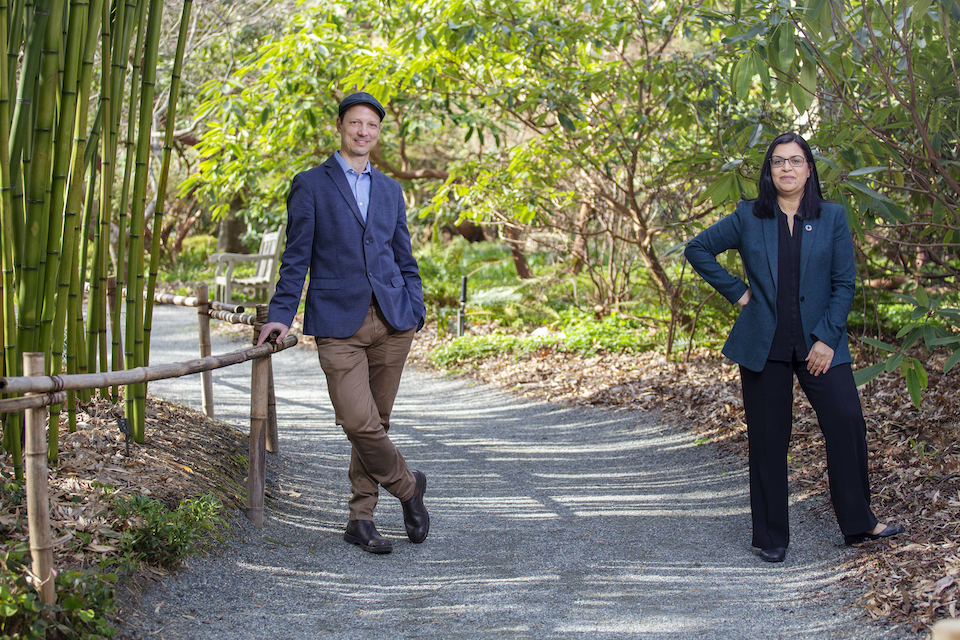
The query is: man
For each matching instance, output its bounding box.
[256,92,429,554]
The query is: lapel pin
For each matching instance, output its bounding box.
[805,224,813,232]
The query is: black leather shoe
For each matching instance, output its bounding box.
[759,547,786,563]
[343,520,393,554]
[844,523,905,546]
[401,470,429,543]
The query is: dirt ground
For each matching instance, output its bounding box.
[405,325,960,635]
[2,320,958,635]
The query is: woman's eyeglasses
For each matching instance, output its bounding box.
[770,155,806,169]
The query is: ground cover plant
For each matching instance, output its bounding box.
[0,396,246,637]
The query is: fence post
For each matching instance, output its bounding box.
[253,304,279,453]
[246,305,270,525]
[266,358,278,454]
[457,275,467,337]
[197,284,214,418]
[23,352,56,605]
[933,619,960,640]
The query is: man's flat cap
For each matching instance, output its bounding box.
[338,92,385,121]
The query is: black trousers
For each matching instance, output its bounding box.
[740,360,878,549]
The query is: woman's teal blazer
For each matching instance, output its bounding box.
[684,200,856,373]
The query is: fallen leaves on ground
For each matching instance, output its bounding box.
[1,396,247,576]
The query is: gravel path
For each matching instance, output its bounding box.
[122,304,917,639]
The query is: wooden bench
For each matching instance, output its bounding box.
[211,224,285,304]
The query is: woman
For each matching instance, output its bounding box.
[684,132,903,563]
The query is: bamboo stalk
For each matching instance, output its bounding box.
[152,292,244,314]
[143,0,192,362]
[29,0,67,354]
[0,390,66,414]
[42,0,98,463]
[207,309,257,325]
[111,0,146,381]
[254,305,278,454]
[8,0,52,272]
[23,352,55,605]
[37,0,89,363]
[267,357,278,454]
[246,348,268,526]
[154,292,200,308]
[0,334,298,394]
[0,0,18,471]
[197,285,213,418]
[106,275,123,403]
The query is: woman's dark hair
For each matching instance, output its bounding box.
[750,132,825,220]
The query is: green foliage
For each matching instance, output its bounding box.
[719,0,960,236]
[854,287,960,407]
[158,234,216,285]
[0,543,118,640]
[112,493,225,570]
[181,0,960,412]
[416,238,564,329]
[429,310,653,367]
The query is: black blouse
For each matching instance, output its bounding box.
[767,210,807,362]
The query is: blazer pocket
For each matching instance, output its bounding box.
[308,278,341,290]
[391,275,404,287]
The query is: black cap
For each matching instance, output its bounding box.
[338,92,385,121]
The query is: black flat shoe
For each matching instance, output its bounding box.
[401,470,429,543]
[759,547,786,563]
[344,519,393,554]
[844,523,905,546]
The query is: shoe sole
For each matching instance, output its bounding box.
[343,533,392,554]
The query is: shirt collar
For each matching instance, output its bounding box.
[333,150,371,175]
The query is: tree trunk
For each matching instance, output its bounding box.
[502,225,532,279]
[217,209,246,253]
[570,200,591,275]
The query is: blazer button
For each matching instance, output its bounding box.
[800,296,805,302]
[368,271,374,277]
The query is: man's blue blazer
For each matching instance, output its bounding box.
[684,200,856,373]
[267,154,425,338]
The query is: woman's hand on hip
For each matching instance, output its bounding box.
[806,340,834,376]
[736,288,752,308]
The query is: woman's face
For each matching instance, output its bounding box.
[770,141,811,200]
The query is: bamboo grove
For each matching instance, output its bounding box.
[0,0,191,480]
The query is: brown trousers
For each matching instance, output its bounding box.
[316,302,417,521]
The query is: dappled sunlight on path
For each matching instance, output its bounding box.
[130,305,912,639]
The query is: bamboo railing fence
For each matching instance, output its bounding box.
[0,285,293,605]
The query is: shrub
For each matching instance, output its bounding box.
[112,493,225,570]
[0,543,118,640]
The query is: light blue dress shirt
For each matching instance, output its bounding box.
[333,150,372,222]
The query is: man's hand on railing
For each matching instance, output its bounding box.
[257,322,289,346]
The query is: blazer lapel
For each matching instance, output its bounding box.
[762,214,778,289]
[323,156,365,227]
[798,217,818,290]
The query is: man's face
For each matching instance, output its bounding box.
[336,104,382,160]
